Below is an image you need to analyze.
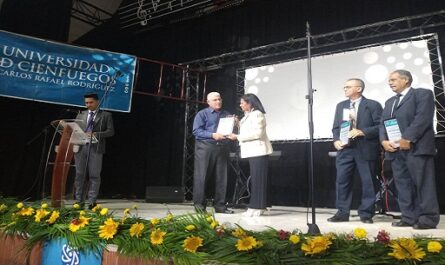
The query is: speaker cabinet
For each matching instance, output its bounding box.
[145,186,184,203]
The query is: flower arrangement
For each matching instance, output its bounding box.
[0,197,445,264]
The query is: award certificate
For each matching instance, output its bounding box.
[339,121,351,146]
[384,118,401,147]
[216,117,235,136]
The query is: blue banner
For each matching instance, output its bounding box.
[42,238,102,265]
[0,30,136,112]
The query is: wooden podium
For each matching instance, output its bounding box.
[50,120,90,207]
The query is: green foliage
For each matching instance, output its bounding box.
[0,197,445,265]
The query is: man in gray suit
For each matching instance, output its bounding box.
[329,78,382,224]
[380,69,439,229]
[74,93,114,209]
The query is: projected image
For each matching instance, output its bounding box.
[244,39,434,141]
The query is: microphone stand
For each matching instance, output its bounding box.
[305,22,320,235]
[80,70,120,204]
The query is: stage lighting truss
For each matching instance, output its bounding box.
[181,10,445,143]
[71,0,113,27]
[118,0,244,32]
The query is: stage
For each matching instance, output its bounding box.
[78,199,445,239]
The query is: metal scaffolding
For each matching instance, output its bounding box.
[72,0,113,27]
[182,10,445,71]
[181,68,202,200]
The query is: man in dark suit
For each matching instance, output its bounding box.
[328,78,382,224]
[380,69,439,229]
[74,93,114,209]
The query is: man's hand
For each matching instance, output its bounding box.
[399,138,411,150]
[381,140,398,152]
[212,133,226,141]
[226,134,237,141]
[333,140,344,151]
[348,129,365,139]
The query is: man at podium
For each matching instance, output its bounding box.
[74,93,114,209]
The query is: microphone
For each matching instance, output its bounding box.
[64,108,80,114]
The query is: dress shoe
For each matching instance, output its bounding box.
[242,208,265,217]
[327,215,349,222]
[391,221,412,227]
[413,223,436,230]
[360,217,373,224]
[215,208,234,214]
[88,202,97,210]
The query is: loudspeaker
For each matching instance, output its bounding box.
[145,186,184,203]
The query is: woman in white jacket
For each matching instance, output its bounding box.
[228,94,273,217]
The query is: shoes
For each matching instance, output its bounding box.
[242,208,265,217]
[391,221,412,227]
[215,208,234,214]
[360,217,373,224]
[88,202,97,210]
[327,214,349,222]
[413,223,436,230]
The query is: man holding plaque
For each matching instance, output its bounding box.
[380,70,439,229]
[329,78,382,224]
[192,92,234,214]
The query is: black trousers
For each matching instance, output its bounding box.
[193,140,229,209]
[247,155,270,209]
[392,151,439,226]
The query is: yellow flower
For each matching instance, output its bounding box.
[289,234,300,244]
[210,220,219,229]
[92,204,101,212]
[301,236,332,256]
[236,236,258,251]
[98,218,119,240]
[165,213,173,222]
[427,241,442,253]
[34,208,50,222]
[123,208,130,215]
[129,222,144,238]
[150,218,159,226]
[232,228,247,238]
[73,203,80,209]
[100,208,109,216]
[206,216,213,223]
[388,238,425,261]
[18,207,34,216]
[150,229,167,245]
[183,236,203,253]
[0,204,7,212]
[132,204,138,210]
[79,210,86,216]
[185,224,196,231]
[353,228,367,239]
[16,202,24,209]
[69,216,91,232]
[46,211,59,224]
[41,203,48,209]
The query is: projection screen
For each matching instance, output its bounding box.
[244,39,434,141]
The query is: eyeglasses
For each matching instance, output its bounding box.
[343,86,362,90]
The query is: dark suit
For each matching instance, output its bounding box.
[379,88,439,226]
[332,96,382,218]
[74,110,114,204]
